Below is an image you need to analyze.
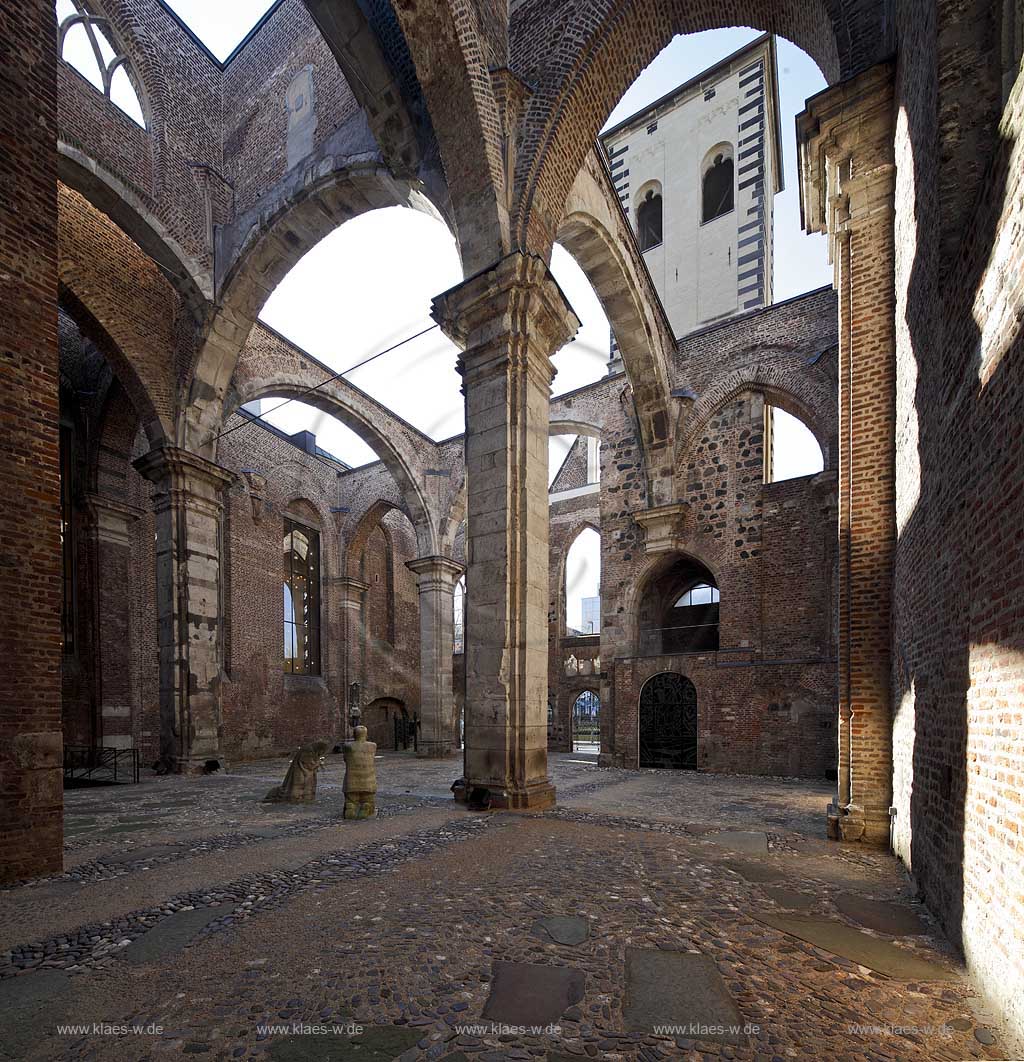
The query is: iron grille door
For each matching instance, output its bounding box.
[639,673,697,769]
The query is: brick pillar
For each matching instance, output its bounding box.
[797,63,896,845]
[84,497,141,748]
[0,0,61,883]
[432,253,580,809]
[333,576,368,738]
[406,556,464,757]
[134,447,233,773]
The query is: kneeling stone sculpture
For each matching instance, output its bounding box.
[263,740,329,804]
[343,725,377,819]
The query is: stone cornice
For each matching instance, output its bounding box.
[796,60,896,248]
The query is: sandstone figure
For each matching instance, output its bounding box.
[263,740,329,804]
[343,725,377,819]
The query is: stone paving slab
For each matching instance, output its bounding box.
[0,970,71,1060]
[759,885,817,910]
[708,830,768,855]
[622,947,747,1045]
[719,859,788,883]
[122,905,230,965]
[835,893,930,935]
[754,913,960,980]
[532,916,589,946]
[482,961,585,1027]
[266,1025,421,1060]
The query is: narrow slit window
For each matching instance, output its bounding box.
[637,189,663,251]
[702,151,734,222]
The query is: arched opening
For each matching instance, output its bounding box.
[701,145,735,223]
[600,29,831,338]
[565,527,601,635]
[363,697,407,750]
[283,516,321,675]
[56,302,154,768]
[453,575,465,654]
[638,555,720,655]
[572,690,601,753]
[764,404,825,482]
[639,673,698,769]
[637,185,664,250]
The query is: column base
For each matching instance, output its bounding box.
[416,742,460,759]
[471,779,557,811]
[829,801,892,846]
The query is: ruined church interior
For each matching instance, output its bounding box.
[1,0,1023,1057]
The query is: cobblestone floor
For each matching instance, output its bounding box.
[0,754,1015,1060]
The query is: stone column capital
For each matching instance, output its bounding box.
[405,555,464,591]
[796,60,896,253]
[134,445,235,515]
[132,443,233,518]
[83,493,144,547]
[431,252,581,384]
[329,576,370,606]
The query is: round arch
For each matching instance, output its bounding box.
[57,284,166,448]
[559,521,602,637]
[58,143,211,313]
[512,0,852,253]
[624,548,724,656]
[638,671,699,769]
[677,366,836,471]
[185,166,452,454]
[557,153,674,478]
[231,380,437,556]
[344,499,409,580]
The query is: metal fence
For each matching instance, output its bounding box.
[63,745,140,786]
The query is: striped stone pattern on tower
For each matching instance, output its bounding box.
[608,142,630,207]
[735,57,768,311]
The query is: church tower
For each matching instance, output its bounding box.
[601,34,784,358]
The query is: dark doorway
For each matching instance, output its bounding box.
[639,673,697,769]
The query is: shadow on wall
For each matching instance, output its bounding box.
[895,47,1023,1041]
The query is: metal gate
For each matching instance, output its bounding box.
[571,690,600,751]
[638,673,697,769]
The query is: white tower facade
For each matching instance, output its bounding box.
[601,34,783,342]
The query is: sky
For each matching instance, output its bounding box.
[251,29,830,473]
[161,0,277,61]
[150,7,831,627]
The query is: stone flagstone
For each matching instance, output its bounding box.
[623,947,749,1045]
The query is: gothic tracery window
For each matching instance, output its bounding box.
[283,518,321,674]
[56,0,146,127]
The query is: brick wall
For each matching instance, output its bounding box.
[892,0,1024,1040]
[0,0,62,883]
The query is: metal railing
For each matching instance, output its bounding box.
[63,745,140,786]
[638,621,719,656]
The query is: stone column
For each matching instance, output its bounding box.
[332,576,368,738]
[0,0,61,883]
[84,496,142,748]
[134,447,233,773]
[406,556,464,757]
[432,252,580,809]
[797,63,896,845]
